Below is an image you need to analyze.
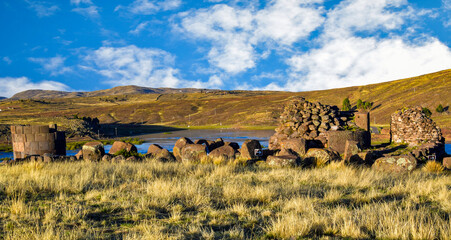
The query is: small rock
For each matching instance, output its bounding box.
[75,150,83,160]
[147,144,163,155]
[209,145,237,160]
[111,155,126,162]
[443,157,451,169]
[266,155,299,167]
[126,156,139,161]
[102,154,112,162]
[343,140,360,162]
[304,148,338,167]
[154,149,176,162]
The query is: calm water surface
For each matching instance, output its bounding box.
[1,129,450,159]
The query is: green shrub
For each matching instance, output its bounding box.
[342,98,351,111]
[422,107,432,117]
[436,104,444,113]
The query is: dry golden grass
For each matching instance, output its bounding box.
[0,160,450,239]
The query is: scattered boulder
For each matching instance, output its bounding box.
[372,154,417,173]
[153,149,176,162]
[443,157,451,170]
[280,138,307,156]
[224,141,240,150]
[111,155,125,162]
[126,156,139,161]
[240,139,262,159]
[147,144,163,155]
[207,138,225,152]
[349,151,380,165]
[82,141,105,161]
[411,142,446,162]
[343,140,360,162]
[102,154,113,162]
[181,144,207,163]
[209,145,237,160]
[43,153,53,163]
[266,155,299,167]
[304,148,339,167]
[109,141,137,155]
[173,137,193,161]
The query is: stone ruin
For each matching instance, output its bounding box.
[269,97,371,153]
[391,107,444,146]
[11,124,66,160]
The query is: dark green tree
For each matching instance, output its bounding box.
[342,98,351,111]
[356,99,363,109]
[363,101,373,110]
[422,107,432,117]
[436,104,444,113]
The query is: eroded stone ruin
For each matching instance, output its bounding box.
[269,97,370,153]
[11,124,66,159]
[391,107,444,146]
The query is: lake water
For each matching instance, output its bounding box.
[1,129,450,160]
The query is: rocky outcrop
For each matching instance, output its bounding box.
[391,107,443,146]
[372,154,417,173]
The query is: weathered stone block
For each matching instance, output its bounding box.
[372,154,417,173]
[280,138,307,156]
[109,141,137,155]
[209,145,237,160]
[344,140,360,162]
[327,130,370,154]
[147,144,163,155]
[82,141,104,162]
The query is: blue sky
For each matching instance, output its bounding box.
[1,0,451,97]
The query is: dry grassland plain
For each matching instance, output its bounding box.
[0,160,449,239]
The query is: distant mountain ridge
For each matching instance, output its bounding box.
[10,85,213,100]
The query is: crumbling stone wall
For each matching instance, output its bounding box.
[390,107,443,146]
[11,124,66,159]
[269,97,352,149]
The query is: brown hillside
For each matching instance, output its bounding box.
[1,69,450,131]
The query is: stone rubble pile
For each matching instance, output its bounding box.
[269,97,352,149]
[391,107,444,146]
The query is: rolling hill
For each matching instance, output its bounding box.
[0,69,450,132]
[9,85,214,100]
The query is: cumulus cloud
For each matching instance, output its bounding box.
[116,0,182,15]
[2,57,12,64]
[82,45,182,87]
[178,0,324,74]
[0,77,69,98]
[284,37,451,91]
[82,45,226,89]
[26,0,59,17]
[70,0,93,4]
[29,56,72,76]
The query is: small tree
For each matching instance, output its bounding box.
[422,107,432,117]
[363,101,373,110]
[436,104,444,113]
[356,99,363,109]
[342,98,351,111]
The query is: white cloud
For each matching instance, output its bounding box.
[129,21,150,35]
[0,77,69,98]
[283,37,451,91]
[70,0,92,5]
[82,45,227,89]
[83,45,181,87]
[116,0,182,15]
[26,0,59,17]
[443,0,451,27]
[178,0,323,74]
[29,56,72,76]
[2,57,12,64]
[322,0,410,39]
[72,5,100,19]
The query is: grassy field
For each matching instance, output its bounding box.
[0,70,449,132]
[0,160,449,239]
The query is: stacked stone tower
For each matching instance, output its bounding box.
[11,124,66,159]
[391,107,443,146]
